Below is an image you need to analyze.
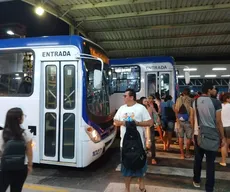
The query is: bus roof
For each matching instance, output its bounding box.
[110,56,175,65]
[0,35,105,54]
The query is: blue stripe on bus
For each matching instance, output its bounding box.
[0,36,84,48]
[110,56,175,65]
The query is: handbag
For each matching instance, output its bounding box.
[195,98,220,152]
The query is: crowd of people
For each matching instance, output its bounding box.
[114,83,229,192]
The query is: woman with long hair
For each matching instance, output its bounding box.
[148,95,163,142]
[0,107,33,192]
[220,93,230,166]
[140,97,157,165]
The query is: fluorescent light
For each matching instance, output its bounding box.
[205,75,217,78]
[221,75,230,77]
[212,68,227,71]
[190,75,201,78]
[6,30,14,35]
[183,68,197,71]
[177,75,184,78]
[35,6,44,16]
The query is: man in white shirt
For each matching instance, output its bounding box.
[114,88,152,192]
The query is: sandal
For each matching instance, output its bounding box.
[185,154,193,158]
[220,162,227,167]
[151,159,157,165]
[139,187,146,192]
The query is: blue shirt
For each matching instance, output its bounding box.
[161,100,174,120]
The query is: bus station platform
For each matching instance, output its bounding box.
[7,182,203,192]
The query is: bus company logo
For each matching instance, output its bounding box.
[42,51,71,57]
[146,65,167,70]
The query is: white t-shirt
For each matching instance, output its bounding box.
[222,103,230,127]
[114,103,151,148]
[0,129,33,164]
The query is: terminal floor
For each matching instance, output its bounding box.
[6,138,230,192]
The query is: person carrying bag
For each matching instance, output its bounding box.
[0,108,33,192]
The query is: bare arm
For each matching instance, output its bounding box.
[216,111,225,139]
[135,119,153,127]
[189,107,194,129]
[26,140,33,166]
[114,120,125,127]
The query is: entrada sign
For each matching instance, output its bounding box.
[146,65,167,70]
[42,51,71,57]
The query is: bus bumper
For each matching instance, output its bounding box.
[81,128,117,167]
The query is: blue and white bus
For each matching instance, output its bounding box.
[110,57,177,111]
[0,36,116,167]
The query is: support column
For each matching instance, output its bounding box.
[69,25,75,35]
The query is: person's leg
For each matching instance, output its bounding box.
[10,166,28,192]
[0,171,11,192]
[178,121,185,159]
[138,177,146,191]
[220,143,227,166]
[227,138,230,155]
[163,131,167,151]
[166,122,174,150]
[193,136,204,185]
[205,150,217,192]
[124,177,132,192]
[150,127,157,164]
[184,122,193,158]
[156,125,163,141]
[225,127,230,155]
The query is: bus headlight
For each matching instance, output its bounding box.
[86,127,101,143]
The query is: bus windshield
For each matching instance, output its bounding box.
[84,59,110,117]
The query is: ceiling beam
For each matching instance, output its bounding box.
[106,43,230,53]
[0,0,13,2]
[89,20,230,33]
[98,31,230,44]
[62,0,160,10]
[75,3,230,22]
[22,0,88,37]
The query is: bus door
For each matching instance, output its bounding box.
[41,61,77,163]
[146,72,158,96]
[159,72,171,98]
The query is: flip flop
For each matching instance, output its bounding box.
[185,154,193,158]
[139,187,146,192]
[219,162,227,167]
[151,159,157,165]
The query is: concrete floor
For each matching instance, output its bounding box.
[6,138,230,192]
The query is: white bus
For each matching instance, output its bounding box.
[109,57,177,111]
[0,35,116,167]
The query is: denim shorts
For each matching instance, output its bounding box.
[161,121,175,132]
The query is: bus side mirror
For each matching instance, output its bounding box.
[93,69,102,89]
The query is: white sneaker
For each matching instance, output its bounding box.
[193,181,201,188]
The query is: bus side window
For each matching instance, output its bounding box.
[0,51,34,97]
[112,66,140,93]
[18,76,32,94]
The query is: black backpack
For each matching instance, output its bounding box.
[178,99,189,121]
[122,121,146,170]
[1,139,26,171]
[165,101,176,122]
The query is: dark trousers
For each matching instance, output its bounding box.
[151,126,156,159]
[0,166,28,192]
[193,135,217,192]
